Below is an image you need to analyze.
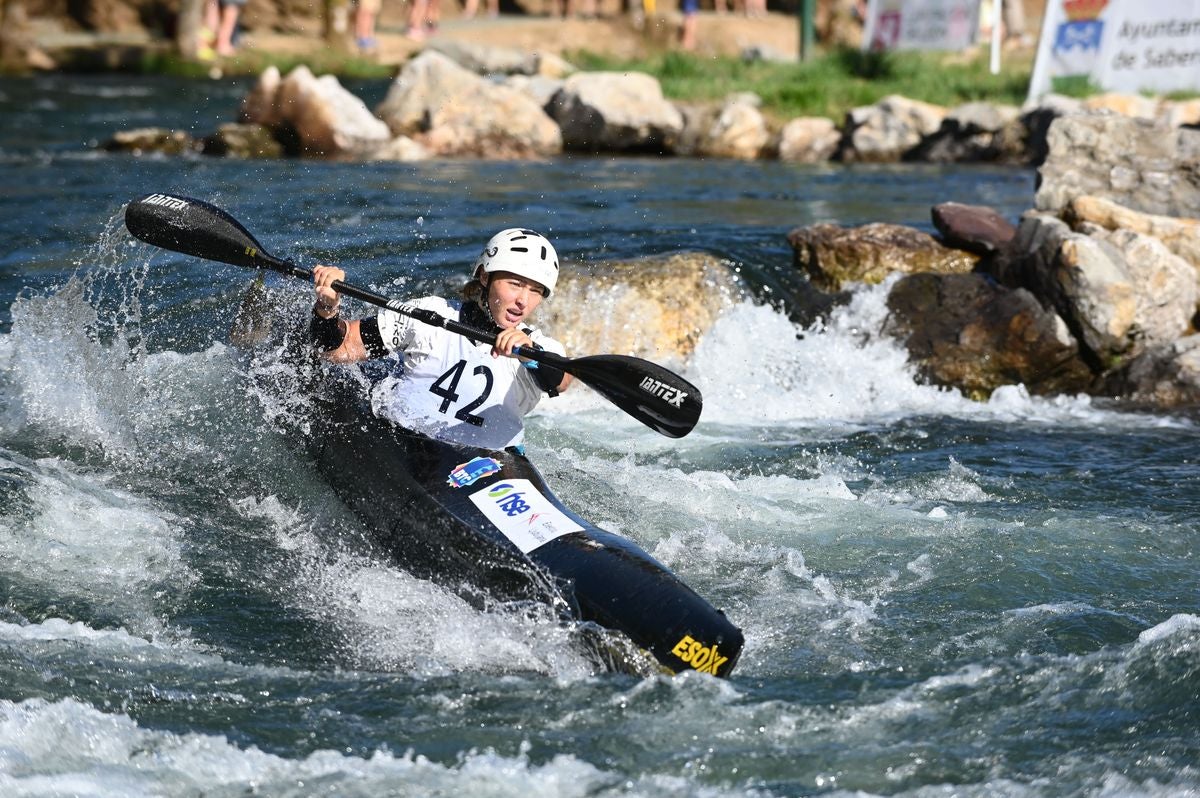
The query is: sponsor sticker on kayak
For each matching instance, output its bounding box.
[447,456,502,488]
[670,634,729,676]
[469,479,582,554]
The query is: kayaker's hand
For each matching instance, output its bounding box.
[492,327,534,359]
[313,265,345,318]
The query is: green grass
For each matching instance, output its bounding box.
[568,47,1034,121]
[137,47,395,79]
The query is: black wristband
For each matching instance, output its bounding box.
[310,309,345,351]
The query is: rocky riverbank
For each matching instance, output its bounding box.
[96,40,1200,409]
[792,113,1200,407]
[104,40,1200,165]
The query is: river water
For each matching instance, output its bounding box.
[1,74,1197,797]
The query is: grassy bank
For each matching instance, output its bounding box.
[570,47,1036,121]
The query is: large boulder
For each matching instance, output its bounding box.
[910,101,1025,163]
[996,213,1196,372]
[1035,114,1200,218]
[787,222,978,291]
[546,71,684,153]
[375,50,562,158]
[777,117,840,163]
[838,94,947,162]
[884,272,1093,398]
[696,94,770,160]
[240,65,391,157]
[1091,227,1198,345]
[1064,195,1200,272]
[536,252,742,363]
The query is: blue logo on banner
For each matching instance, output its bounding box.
[1054,20,1104,52]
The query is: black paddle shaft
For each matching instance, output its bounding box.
[124,192,702,438]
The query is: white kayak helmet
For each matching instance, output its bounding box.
[473,228,560,297]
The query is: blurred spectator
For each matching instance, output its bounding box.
[355,0,381,52]
[1003,0,1031,46]
[463,0,499,18]
[408,0,441,39]
[201,0,243,57]
[679,0,697,49]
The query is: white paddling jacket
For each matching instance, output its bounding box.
[368,296,565,450]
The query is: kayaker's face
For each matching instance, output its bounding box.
[483,271,546,329]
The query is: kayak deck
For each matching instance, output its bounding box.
[308,369,744,677]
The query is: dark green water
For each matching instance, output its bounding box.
[1,74,1197,797]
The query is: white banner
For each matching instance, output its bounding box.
[1028,0,1200,100]
[863,0,982,51]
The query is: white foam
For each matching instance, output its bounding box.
[1136,613,1200,645]
[2,698,756,798]
[540,289,1196,433]
[230,494,602,680]
[0,453,193,641]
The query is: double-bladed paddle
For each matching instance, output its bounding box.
[123,192,702,438]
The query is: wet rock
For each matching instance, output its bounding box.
[884,272,1092,398]
[838,94,947,162]
[931,202,1017,256]
[1035,114,1200,218]
[103,127,195,155]
[787,222,978,291]
[911,101,1025,163]
[697,93,770,160]
[777,117,839,163]
[201,123,283,158]
[240,65,391,157]
[278,66,392,156]
[546,71,683,154]
[1097,335,1200,407]
[376,50,561,158]
[538,252,742,363]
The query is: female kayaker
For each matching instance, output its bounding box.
[308,228,573,450]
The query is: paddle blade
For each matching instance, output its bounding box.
[125,193,290,273]
[567,355,702,438]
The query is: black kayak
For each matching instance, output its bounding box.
[306,368,744,678]
[122,191,741,677]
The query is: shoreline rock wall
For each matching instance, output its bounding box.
[788,114,1200,408]
[101,43,1200,166]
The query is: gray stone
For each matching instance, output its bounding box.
[1035,114,1200,218]
[546,71,683,153]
